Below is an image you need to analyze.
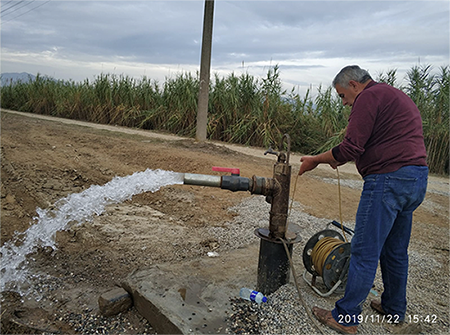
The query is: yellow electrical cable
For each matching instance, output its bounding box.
[287,171,300,233]
[284,164,348,334]
[279,237,327,335]
[310,236,345,276]
[290,166,348,242]
[308,167,348,276]
[336,167,348,243]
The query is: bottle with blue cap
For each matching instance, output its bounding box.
[239,287,267,304]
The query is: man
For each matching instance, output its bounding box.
[299,65,428,334]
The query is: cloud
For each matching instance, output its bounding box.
[1,0,448,94]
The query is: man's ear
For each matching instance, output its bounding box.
[348,80,358,90]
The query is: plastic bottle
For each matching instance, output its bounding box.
[239,287,267,304]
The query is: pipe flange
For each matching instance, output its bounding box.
[254,228,302,244]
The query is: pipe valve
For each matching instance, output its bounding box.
[212,166,240,176]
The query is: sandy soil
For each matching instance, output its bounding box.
[1,110,449,334]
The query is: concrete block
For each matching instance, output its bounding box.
[122,244,260,334]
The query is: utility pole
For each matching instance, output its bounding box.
[196,0,214,142]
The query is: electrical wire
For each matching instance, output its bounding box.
[290,166,348,242]
[310,236,345,277]
[1,0,25,14]
[1,1,17,10]
[1,0,50,24]
[336,167,348,242]
[284,164,349,333]
[1,0,35,17]
[287,168,300,232]
[279,237,327,335]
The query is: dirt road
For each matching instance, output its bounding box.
[1,110,449,334]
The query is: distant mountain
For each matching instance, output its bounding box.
[1,72,36,86]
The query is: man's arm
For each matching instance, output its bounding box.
[298,149,341,175]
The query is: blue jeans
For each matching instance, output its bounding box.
[331,165,428,326]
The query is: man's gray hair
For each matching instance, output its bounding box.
[332,65,373,88]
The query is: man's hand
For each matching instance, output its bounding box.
[299,156,319,175]
[298,149,342,175]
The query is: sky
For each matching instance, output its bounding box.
[1,0,449,96]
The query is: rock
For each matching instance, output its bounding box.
[392,322,422,334]
[42,180,63,190]
[4,193,16,203]
[98,287,133,317]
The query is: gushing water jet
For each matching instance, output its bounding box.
[0,169,184,295]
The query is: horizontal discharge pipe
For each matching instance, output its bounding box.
[183,173,258,193]
[183,173,222,187]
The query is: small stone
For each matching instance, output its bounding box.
[98,287,133,317]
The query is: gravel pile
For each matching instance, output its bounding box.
[208,196,340,252]
[62,308,153,334]
[220,197,449,335]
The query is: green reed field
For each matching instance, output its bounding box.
[1,64,448,175]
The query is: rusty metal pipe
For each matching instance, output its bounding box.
[254,134,302,295]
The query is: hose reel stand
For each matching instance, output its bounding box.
[302,228,351,297]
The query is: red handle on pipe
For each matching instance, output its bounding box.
[212,166,240,176]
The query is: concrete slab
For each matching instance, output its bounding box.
[123,243,261,334]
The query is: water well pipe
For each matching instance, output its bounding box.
[181,134,301,295]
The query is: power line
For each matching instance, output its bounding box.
[1,0,50,24]
[1,1,16,9]
[2,0,35,17]
[1,0,25,14]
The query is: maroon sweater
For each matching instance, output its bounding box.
[332,81,427,177]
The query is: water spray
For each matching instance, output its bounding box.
[0,169,184,295]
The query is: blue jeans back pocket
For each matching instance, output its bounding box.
[383,175,419,211]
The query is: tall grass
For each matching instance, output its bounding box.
[404,65,449,175]
[1,64,448,175]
